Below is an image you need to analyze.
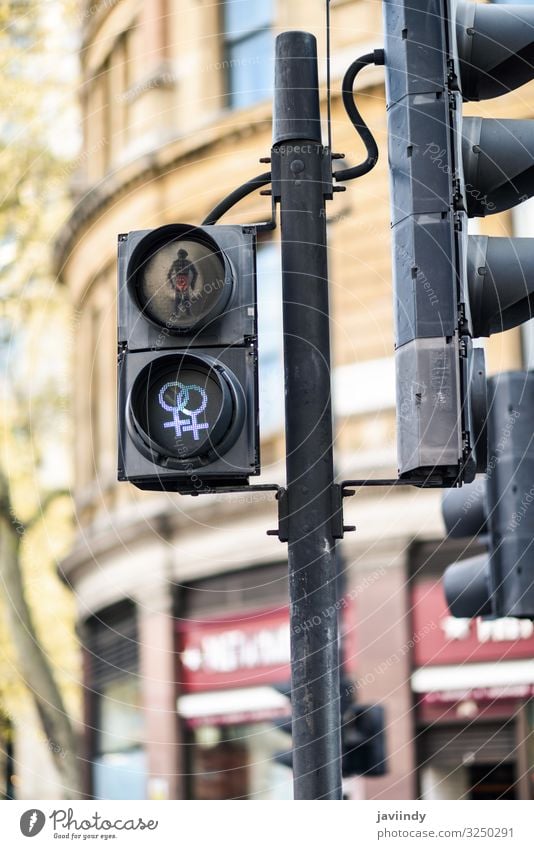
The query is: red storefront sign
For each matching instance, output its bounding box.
[412,578,534,667]
[421,684,534,706]
[178,607,291,693]
[412,579,534,721]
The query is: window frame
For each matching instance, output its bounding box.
[221,0,274,109]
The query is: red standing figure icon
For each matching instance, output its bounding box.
[167,247,199,318]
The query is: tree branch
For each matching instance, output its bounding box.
[0,468,80,797]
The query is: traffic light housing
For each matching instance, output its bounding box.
[383,0,534,486]
[117,223,260,492]
[273,681,387,778]
[443,371,534,620]
[341,703,386,779]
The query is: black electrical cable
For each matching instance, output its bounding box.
[202,49,384,218]
[335,48,385,182]
[202,171,272,225]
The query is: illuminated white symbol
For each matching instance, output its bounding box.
[158,381,209,440]
[28,812,37,833]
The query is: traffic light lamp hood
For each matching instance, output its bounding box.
[126,223,234,337]
[443,554,493,619]
[126,353,246,468]
[467,236,534,337]
[456,2,534,101]
[462,118,534,218]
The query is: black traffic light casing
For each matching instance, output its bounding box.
[456,2,534,102]
[270,683,293,770]
[117,223,260,492]
[486,372,534,619]
[273,680,387,778]
[443,371,534,620]
[383,0,534,486]
[341,703,387,779]
[384,0,482,485]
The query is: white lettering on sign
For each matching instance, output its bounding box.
[181,647,202,671]
[182,624,290,674]
[476,617,534,642]
[441,617,471,641]
[440,615,534,643]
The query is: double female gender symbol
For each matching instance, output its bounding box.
[158,381,209,440]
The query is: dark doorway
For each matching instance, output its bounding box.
[467,762,517,800]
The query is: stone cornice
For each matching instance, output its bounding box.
[79,0,123,52]
[58,449,435,587]
[59,485,277,586]
[54,105,273,276]
[53,75,378,277]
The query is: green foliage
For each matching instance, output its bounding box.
[0,0,77,303]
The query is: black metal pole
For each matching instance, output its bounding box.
[273,31,342,800]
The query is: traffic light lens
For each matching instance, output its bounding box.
[128,355,235,462]
[137,238,228,332]
[146,366,224,458]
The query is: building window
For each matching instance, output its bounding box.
[222,0,274,109]
[257,240,284,437]
[111,31,131,157]
[188,722,292,800]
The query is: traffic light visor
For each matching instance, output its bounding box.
[127,353,245,467]
[128,225,232,334]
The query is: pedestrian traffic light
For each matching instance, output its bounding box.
[383,0,534,486]
[442,371,534,620]
[117,223,260,492]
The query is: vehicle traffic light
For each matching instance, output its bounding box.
[117,223,260,492]
[383,0,534,486]
[442,371,534,620]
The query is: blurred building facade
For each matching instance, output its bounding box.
[55,0,534,800]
